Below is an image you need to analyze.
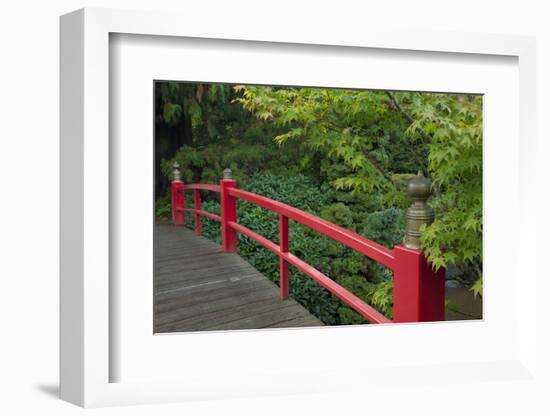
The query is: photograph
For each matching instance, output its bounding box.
[153,82,483,333]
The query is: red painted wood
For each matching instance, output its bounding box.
[183,208,221,223]
[228,188,395,269]
[283,252,392,324]
[392,245,445,323]
[220,179,238,253]
[279,215,289,300]
[228,221,278,252]
[177,181,446,324]
[183,184,221,193]
[227,221,391,324]
[194,189,201,236]
[171,181,185,225]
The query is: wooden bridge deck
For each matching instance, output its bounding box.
[154,224,323,333]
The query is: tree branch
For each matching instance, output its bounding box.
[385,91,431,177]
[385,91,432,143]
[362,152,397,188]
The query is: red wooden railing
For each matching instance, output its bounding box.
[171,171,445,324]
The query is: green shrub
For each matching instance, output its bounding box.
[337,278,393,324]
[221,144,277,175]
[155,193,172,221]
[360,207,405,248]
[320,203,354,228]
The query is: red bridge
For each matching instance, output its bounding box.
[154,166,445,333]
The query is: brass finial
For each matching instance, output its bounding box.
[223,168,232,180]
[404,171,434,249]
[172,161,181,182]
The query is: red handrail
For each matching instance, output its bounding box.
[179,208,222,223]
[174,184,223,226]
[228,188,395,269]
[183,184,221,193]
[227,220,391,324]
[171,176,446,324]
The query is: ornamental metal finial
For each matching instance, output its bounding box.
[404,171,434,249]
[223,168,232,180]
[172,161,181,182]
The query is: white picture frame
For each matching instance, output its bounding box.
[60,7,538,408]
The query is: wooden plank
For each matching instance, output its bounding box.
[155,278,275,312]
[154,224,323,332]
[157,296,294,332]
[156,291,282,328]
[200,303,320,331]
[266,315,325,328]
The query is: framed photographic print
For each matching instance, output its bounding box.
[60,7,538,408]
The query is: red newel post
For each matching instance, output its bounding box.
[194,189,201,236]
[279,215,289,299]
[393,246,445,322]
[220,168,237,253]
[171,162,185,225]
[393,172,445,323]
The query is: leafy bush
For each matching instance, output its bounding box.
[337,278,393,324]
[320,203,354,228]
[236,173,342,324]
[244,173,330,212]
[360,207,405,248]
[221,144,277,175]
[155,193,172,221]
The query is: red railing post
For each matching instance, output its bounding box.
[392,172,445,323]
[393,246,445,322]
[279,215,289,299]
[220,168,237,253]
[171,162,185,225]
[194,189,201,236]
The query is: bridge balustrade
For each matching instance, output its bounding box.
[170,164,445,324]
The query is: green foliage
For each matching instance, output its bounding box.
[382,173,416,208]
[156,82,484,326]
[221,144,277,174]
[360,207,405,249]
[157,82,238,142]
[155,193,172,220]
[236,86,483,295]
[445,299,461,313]
[320,203,354,228]
[370,280,393,315]
[244,173,330,212]
[398,93,483,297]
[470,276,483,299]
[162,103,183,125]
[337,278,393,324]
[235,86,426,193]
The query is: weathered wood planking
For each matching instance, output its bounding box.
[154,224,323,333]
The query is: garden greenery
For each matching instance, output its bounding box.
[156,82,483,324]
